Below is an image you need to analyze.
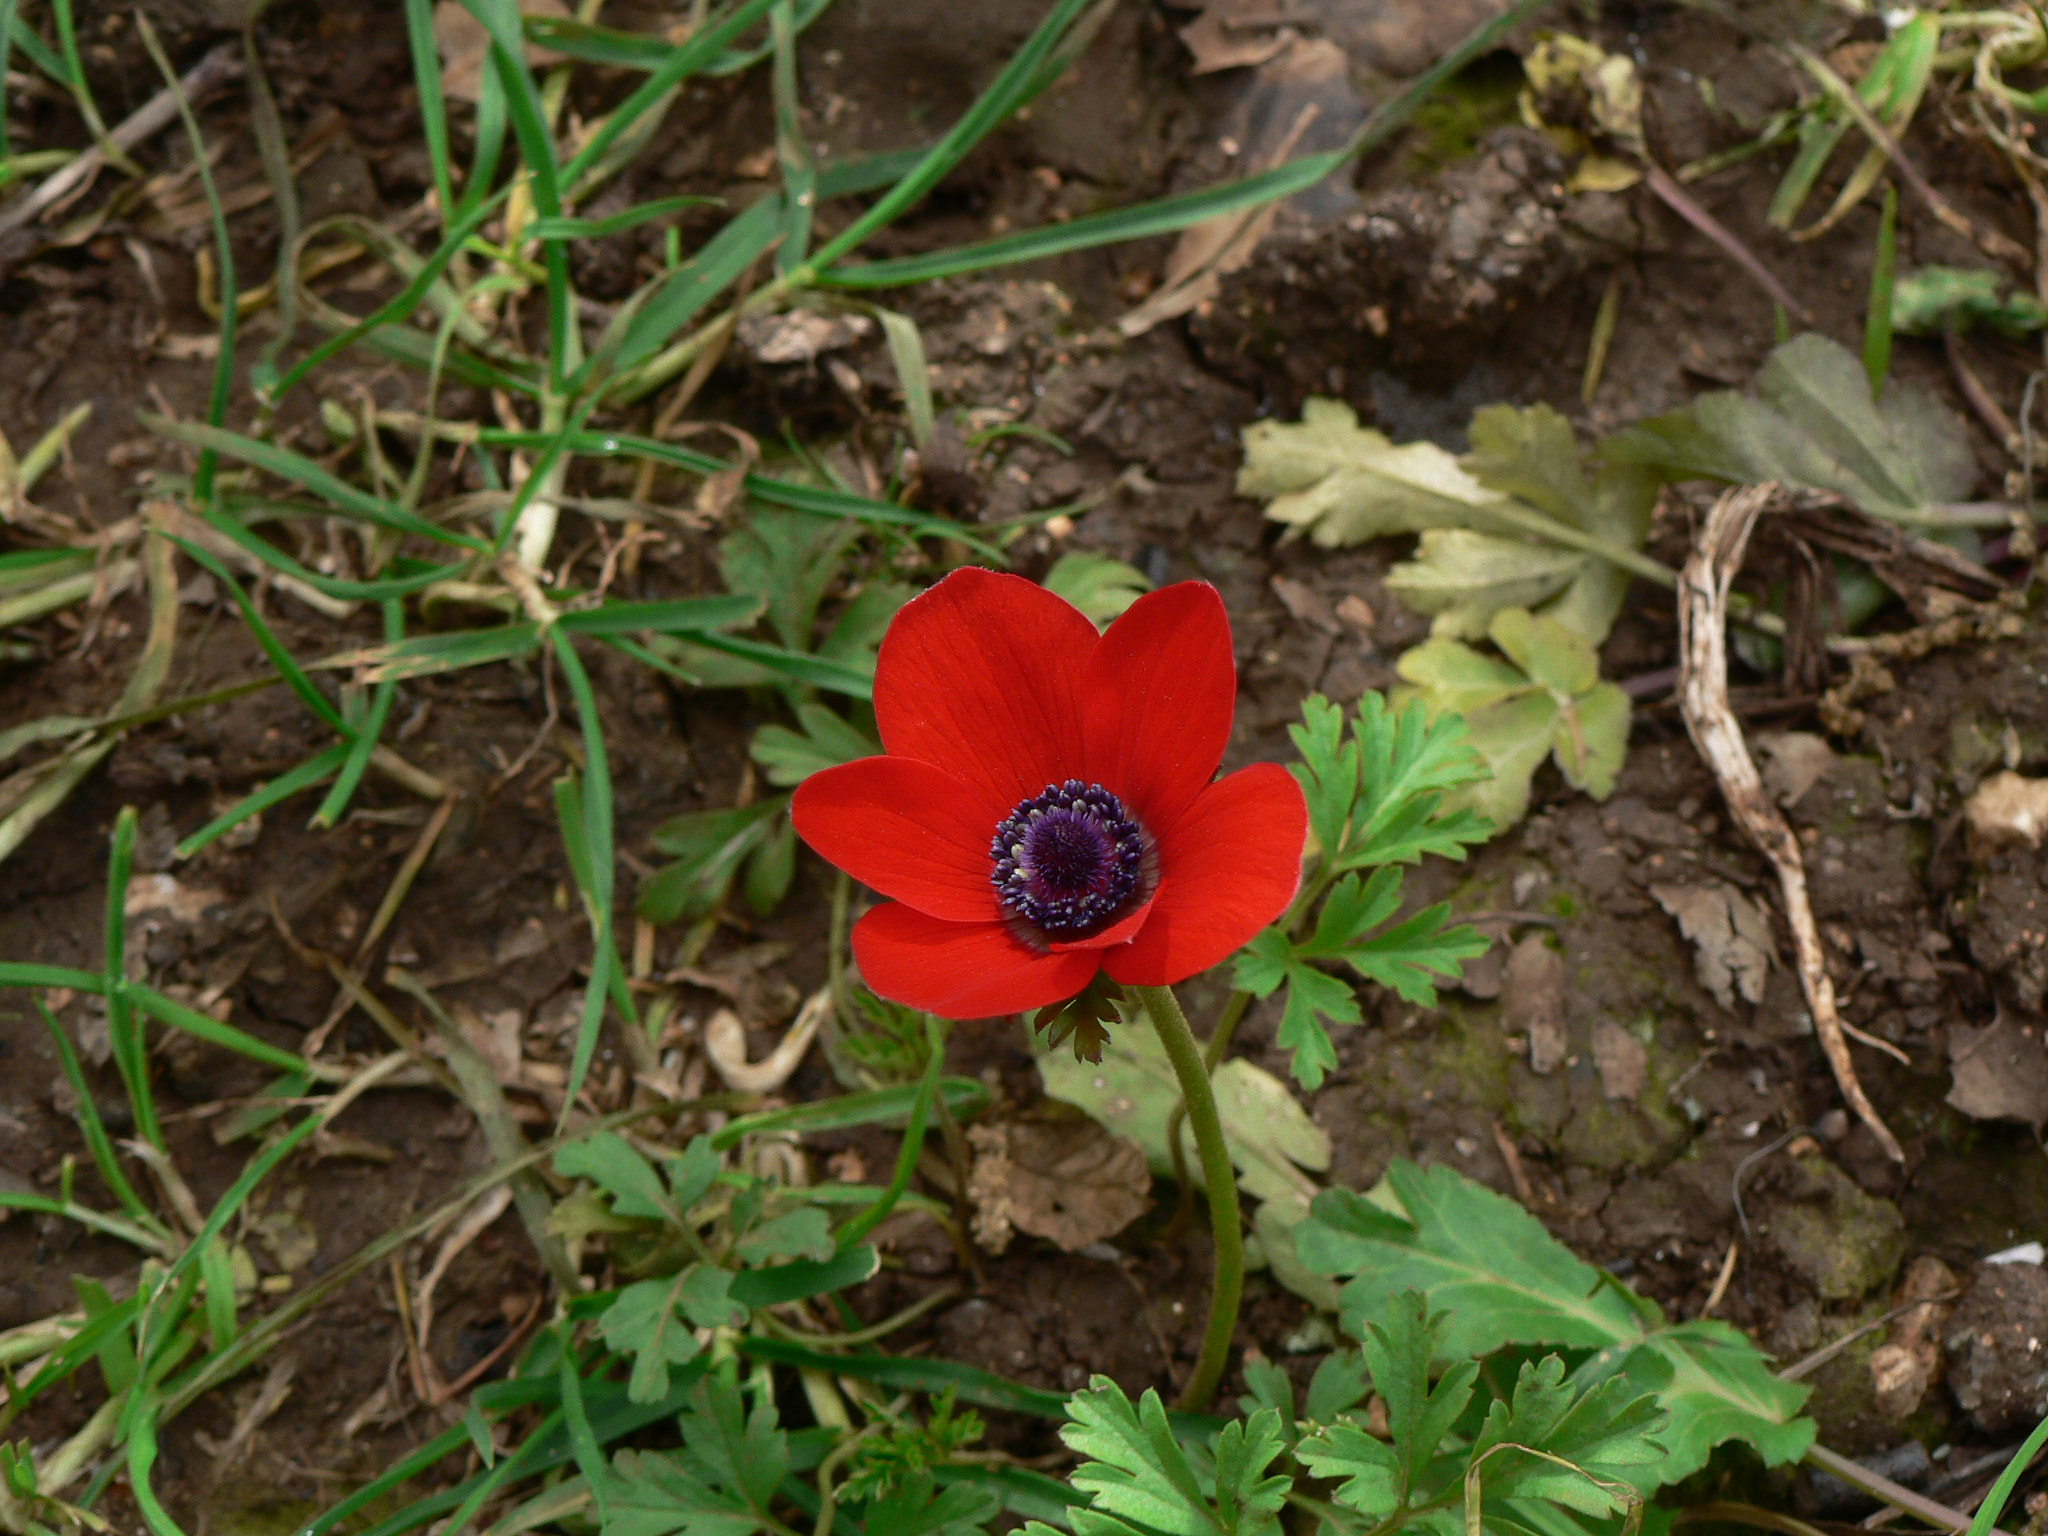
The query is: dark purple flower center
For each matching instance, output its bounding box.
[989,780,1145,936]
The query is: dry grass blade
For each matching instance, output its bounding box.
[0,510,178,865]
[1785,42,2031,271]
[1676,484,1902,1162]
[0,42,241,240]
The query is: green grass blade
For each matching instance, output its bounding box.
[549,634,635,1126]
[174,741,351,858]
[129,985,321,1076]
[345,623,544,683]
[136,14,235,507]
[1965,1415,2048,1536]
[808,0,1096,269]
[557,0,782,185]
[197,509,466,601]
[404,0,455,223]
[144,417,486,549]
[708,1078,988,1147]
[313,599,403,827]
[482,425,1001,554]
[524,195,720,241]
[168,538,349,734]
[457,33,510,226]
[599,192,784,389]
[269,188,511,402]
[36,999,158,1226]
[770,0,816,275]
[1864,181,1898,396]
[197,1236,237,1351]
[834,1019,942,1248]
[103,807,164,1151]
[556,594,764,636]
[0,962,103,990]
[820,148,1345,286]
[459,0,572,384]
[632,631,875,698]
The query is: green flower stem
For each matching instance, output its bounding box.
[1128,983,1242,1412]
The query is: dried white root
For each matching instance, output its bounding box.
[1677,484,1903,1162]
[704,985,829,1093]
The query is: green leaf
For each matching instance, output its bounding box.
[1293,1420,1401,1520]
[555,1131,718,1227]
[863,1472,1003,1536]
[1040,1021,1327,1209]
[720,507,858,652]
[750,702,877,787]
[735,1207,833,1264]
[1060,1377,1288,1536]
[598,1376,788,1536]
[1242,399,1500,548]
[1304,1348,1370,1422]
[1359,1292,1476,1500]
[1384,529,1589,641]
[599,1266,741,1403]
[1233,929,1356,1092]
[1604,332,1976,527]
[741,814,795,915]
[1396,610,1628,828]
[1042,552,1152,627]
[638,801,786,924]
[1287,694,1361,866]
[1892,264,2048,340]
[819,580,914,668]
[1336,901,1489,1007]
[1592,1322,1813,1485]
[1465,1357,1665,1514]
[1346,693,1494,869]
[1295,1163,1656,1358]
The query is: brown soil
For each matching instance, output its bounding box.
[6,0,2048,1523]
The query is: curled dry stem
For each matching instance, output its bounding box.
[1676,485,1903,1162]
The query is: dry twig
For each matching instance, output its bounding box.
[1676,485,1903,1162]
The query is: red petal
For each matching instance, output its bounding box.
[1047,888,1160,952]
[874,567,1096,809]
[1083,582,1237,836]
[792,757,1005,923]
[852,903,1100,1019]
[1101,763,1307,987]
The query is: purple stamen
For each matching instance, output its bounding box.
[989,780,1145,936]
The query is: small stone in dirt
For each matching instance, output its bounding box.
[1944,1261,2048,1433]
[1966,770,2048,849]
[965,1119,1152,1255]
[1502,936,1566,1074]
[1869,1255,1956,1419]
[1591,1021,1647,1101]
[1652,881,1774,1010]
[1335,594,1376,633]
[736,310,874,366]
[1754,1155,1906,1303]
[1947,1012,2048,1128]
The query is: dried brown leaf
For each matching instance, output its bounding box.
[1503,935,1565,1073]
[1652,881,1774,1010]
[966,1119,1151,1253]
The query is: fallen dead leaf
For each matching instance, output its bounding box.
[1178,1,1298,73]
[704,987,827,1092]
[1591,1020,1647,1101]
[1966,770,2048,849]
[1503,935,1566,1073]
[125,872,228,925]
[966,1119,1151,1253]
[1948,1012,2048,1127]
[434,0,569,103]
[735,309,873,366]
[1652,881,1774,1010]
[1270,574,1339,632]
[1755,731,1837,808]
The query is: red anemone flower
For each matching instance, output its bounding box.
[791,568,1307,1019]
